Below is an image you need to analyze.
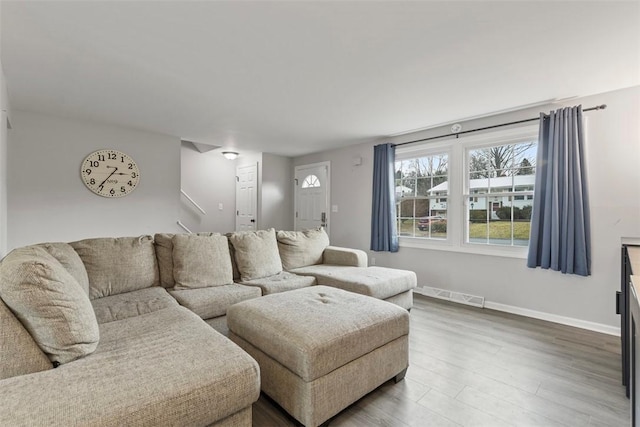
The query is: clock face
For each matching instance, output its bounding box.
[81,149,140,197]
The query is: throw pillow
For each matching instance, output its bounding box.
[71,236,159,299]
[172,234,233,289]
[276,227,330,270]
[0,246,100,365]
[37,242,90,295]
[228,228,282,281]
[154,233,175,288]
[154,232,219,288]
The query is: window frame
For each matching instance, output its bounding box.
[396,125,538,259]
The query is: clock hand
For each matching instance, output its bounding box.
[98,166,118,188]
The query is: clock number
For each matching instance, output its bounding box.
[128,180,133,186]
[121,186,126,193]
[128,163,133,170]
[89,178,95,185]
[131,172,137,178]
[97,154,105,161]
[121,156,125,163]
[89,161,99,167]
[85,169,92,175]
[110,188,115,195]
[108,153,117,160]
[98,184,104,192]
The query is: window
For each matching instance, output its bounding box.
[395,125,538,257]
[395,153,448,239]
[301,174,320,188]
[466,140,537,247]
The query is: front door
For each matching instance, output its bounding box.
[295,162,330,233]
[236,163,258,231]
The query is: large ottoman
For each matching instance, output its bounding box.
[289,265,417,310]
[227,285,409,427]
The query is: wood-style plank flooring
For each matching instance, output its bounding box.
[252,294,629,426]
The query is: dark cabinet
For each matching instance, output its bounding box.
[621,242,640,426]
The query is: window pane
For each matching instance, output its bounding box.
[467,140,536,247]
[395,152,448,241]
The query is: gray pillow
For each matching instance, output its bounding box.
[37,242,90,295]
[154,232,219,288]
[277,227,330,270]
[228,229,282,281]
[71,236,159,299]
[154,233,176,288]
[172,234,233,289]
[0,246,99,365]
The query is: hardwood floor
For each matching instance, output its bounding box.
[252,294,629,426]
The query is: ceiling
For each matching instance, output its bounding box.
[2,1,638,157]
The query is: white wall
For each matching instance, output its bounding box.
[294,86,640,331]
[261,153,293,230]
[0,61,8,257]
[7,111,181,248]
[179,141,236,233]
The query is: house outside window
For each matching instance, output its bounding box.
[395,153,448,239]
[395,125,538,258]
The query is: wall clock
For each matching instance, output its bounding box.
[81,149,140,197]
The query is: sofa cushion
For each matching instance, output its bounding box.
[0,306,261,426]
[290,265,417,300]
[0,246,100,365]
[0,296,52,379]
[37,242,90,295]
[228,229,282,281]
[154,232,219,288]
[172,234,233,289]
[240,271,316,295]
[169,284,261,319]
[91,287,179,324]
[71,236,159,299]
[276,227,330,270]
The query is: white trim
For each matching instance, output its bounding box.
[400,237,529,259]
[483,301,620,336]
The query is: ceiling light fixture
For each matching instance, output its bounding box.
[222,151,239,160]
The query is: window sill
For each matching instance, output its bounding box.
[399,237,529,259]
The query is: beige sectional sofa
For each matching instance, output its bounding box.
[0,227,415,426]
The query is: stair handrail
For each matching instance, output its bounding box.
[176,220,192,233]
[180,189,206,215]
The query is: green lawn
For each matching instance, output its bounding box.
[469,221,530,239]
[399,220,530,240]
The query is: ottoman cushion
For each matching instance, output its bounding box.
[290,265,416,300]
[239,271,316,295]
[227,285,409,382]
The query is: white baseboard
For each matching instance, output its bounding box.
[414,286,620,336]
[482,301,620,337]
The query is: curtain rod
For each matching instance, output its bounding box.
[393,104,607,147]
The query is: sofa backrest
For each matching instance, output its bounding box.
[70,236,159,299]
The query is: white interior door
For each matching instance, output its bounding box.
[236,163,258,231]
[295,162,330,233]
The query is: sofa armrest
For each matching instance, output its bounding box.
[322,246,368,267]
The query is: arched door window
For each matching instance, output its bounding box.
[301,174,321,188]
